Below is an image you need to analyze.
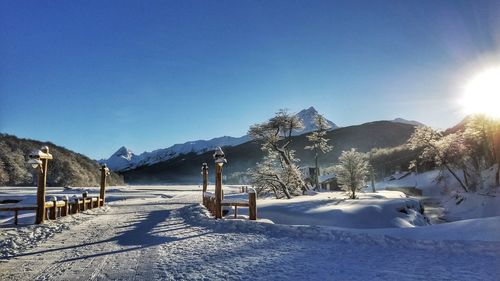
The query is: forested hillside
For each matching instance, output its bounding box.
[0,134,124,187]
[123,121,417,184]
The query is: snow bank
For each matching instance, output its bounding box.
[254,191,429,229]
[442,192,500,221]
[353,216,500,242]
[181,203,500,260]
[376,170,443,196]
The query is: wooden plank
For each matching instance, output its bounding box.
[0,206,37,211]
[220,202,250,207]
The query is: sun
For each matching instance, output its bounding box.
[462,67,500,118]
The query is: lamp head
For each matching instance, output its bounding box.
[101,164,110,174]
[213,147,227,166]
[27,158,43,169]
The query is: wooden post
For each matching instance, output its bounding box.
[215,163,223,219]
[249,190,257,220]
[50,198,57,220]
[14,210,18,225]
[72,201,78,214]
[99,164,109,207]
[62,197,68,217]
[32,146,52,224]
[35,159,48,224]
[202,162,208,193]
[82,193,87,211]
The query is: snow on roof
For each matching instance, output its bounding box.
[319,174,337,183]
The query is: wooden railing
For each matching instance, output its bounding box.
[0,193,104,225]
[201,163,257,220]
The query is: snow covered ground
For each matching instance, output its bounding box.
[0,185,499,280]
[254,190,429,229]
[375,169,500,221]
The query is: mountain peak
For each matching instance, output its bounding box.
[113,146,133,156]
[294,107,338,135]
[391,118,424,127]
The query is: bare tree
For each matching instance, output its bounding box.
[248,109,308,198]
[305,113,332,190]
[335,149,369,199]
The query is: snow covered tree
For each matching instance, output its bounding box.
[248,109,308,198]
[408,126,470,192]
[248,150,302,199]
[464,115,500,187]
[305,113,333,190]
[335,149,369,199]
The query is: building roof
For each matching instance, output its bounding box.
[319,174,337,183]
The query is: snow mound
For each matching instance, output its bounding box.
[0,207,110,259]
[255,191,429,229]
[180,204,500,255]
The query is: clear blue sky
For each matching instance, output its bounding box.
[1,0,499,159]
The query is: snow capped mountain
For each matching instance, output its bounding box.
[102,107,337,172]
[101,146,141,171]
[391,118,425,127]
[293,106,338,135]
[103,136,251,172]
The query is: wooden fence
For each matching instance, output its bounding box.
[201,163,257,220]
[0,193,105,225]
[0,161,110,225]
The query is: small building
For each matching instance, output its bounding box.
[300,166,318,185]
[319,174,339,191]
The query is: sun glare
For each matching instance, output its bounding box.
[462,67,500,118]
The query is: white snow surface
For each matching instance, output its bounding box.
[1,185,499,280]
[255,190,429,229]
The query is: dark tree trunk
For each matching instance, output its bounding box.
[496,165,499,187]
[314,151,319,190]
[445,164,468,192]
[463,169,469,189]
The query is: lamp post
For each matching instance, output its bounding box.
[201,163,208,206]
[100,164,110,207]
[213,147,227,219]
[27,146,53,224]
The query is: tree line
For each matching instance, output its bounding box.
[248,110,500,200]
[0,134,124,187]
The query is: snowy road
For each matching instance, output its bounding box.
[0,186,499,280]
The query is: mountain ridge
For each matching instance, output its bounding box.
[102,107,337,171]
[121,120,418,184]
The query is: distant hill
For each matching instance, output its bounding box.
[391,118,425,127]
[122,121,417,184]
[102,106,337,172]
[0,134,124,187]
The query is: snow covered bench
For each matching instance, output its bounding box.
[203,188,257,220]
[200,162,257,220]
[221,188,257,219]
